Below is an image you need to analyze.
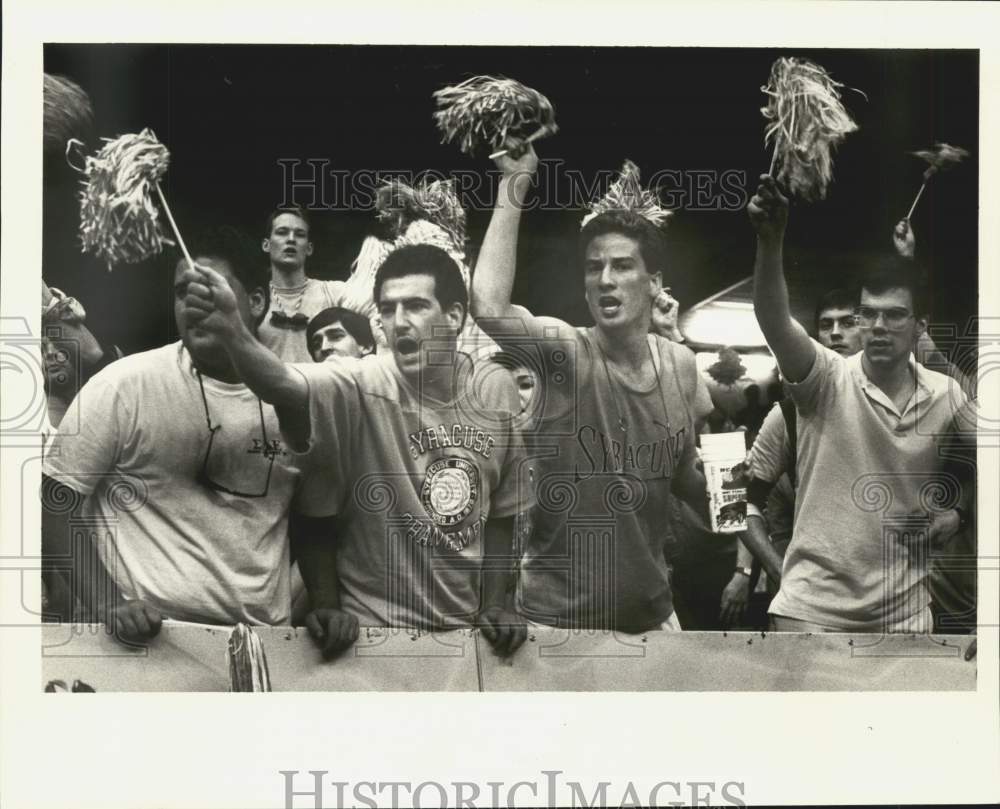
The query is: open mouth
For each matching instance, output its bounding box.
[597,295,622,317]
[396,336,419,357]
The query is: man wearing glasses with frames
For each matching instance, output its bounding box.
[42,227,312,640]
[748,175,970,635]
[181,243,532,659]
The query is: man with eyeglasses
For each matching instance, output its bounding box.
[257,207,376,363]
[748,175,969,634]
[181,243,532,659]
[42,227,313,640]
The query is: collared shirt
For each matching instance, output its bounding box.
[768,343,966,630]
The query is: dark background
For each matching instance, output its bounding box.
[43,45,979,354]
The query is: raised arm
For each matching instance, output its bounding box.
[42,280,109,367]
[748,175,815,384]
[181,264,307,410]
[471,142,538,329]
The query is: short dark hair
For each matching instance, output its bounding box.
[490,344,537,373]
[263,206,310,239]
[185,226,270,320]
[859,255,930,320]
[306,306,375,355]
[813,287,859,331]
[373,244,468,327]
[578,211,668,277]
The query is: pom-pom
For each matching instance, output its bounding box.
[581,160,672,229]
[395,219,471,290]
[351,177,470,292]
[911,142,969,180]
[77,129,173,270]
[761,57,861,201]
[349,234,393,290]
[903,142,970,219]
[44,74,95,157]
[227,623,271,692]
[433,75,558,156]
[374,178,466,254]
[344,177,472,350]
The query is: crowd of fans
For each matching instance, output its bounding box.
[40,137,977,661]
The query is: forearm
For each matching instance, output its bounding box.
[753,239,814,383]
[482,516,517,610]
[225,321,308,410]
[41,477,124,620]
[753,238,791,335]
[471,173,532,322]
[736,539,754,569]
[673,460,708,515]
[292,516,341,610]
[72,323,106,367]
[743,514,784,583]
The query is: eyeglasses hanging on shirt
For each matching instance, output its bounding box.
[195,371,274,498]
[269,311,310,330]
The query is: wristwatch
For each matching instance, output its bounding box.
[734,566,753,578]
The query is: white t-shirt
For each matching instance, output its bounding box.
[44,342,306,625]
[259,278,378,363]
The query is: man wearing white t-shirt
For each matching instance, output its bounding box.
[43,227,317,640]
[257,207,374,363]
[748,175,969,632]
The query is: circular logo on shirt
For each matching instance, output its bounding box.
[421,457,479,526]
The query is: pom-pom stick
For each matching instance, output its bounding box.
[153,183,195,270]
[581,160,672,229]
[227,623,271,692]
[905,142,970,220]
[433,75,558,157]
[488,126,550,160]
[75,129,192,271]
[760,57,862,201]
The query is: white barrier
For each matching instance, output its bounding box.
[41,624,976,692]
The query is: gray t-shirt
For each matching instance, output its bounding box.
[292,351,533,629]
[492,313,703,632]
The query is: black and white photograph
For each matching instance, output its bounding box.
[2,2,998,807]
